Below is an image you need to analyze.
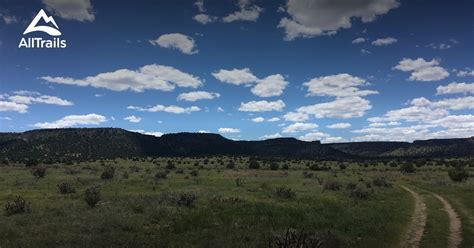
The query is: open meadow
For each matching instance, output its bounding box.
[0,157,472,247]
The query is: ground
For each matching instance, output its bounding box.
[0,157,472,247]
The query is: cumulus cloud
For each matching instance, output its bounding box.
[260,133,282,139]
[0,101,28,113]
[222,0,263,23]
[303,73,377,98]
[193,14,217,24]
[282,122,318,133]
[0,91,73,113]
[251,74,289,97]
[251,117,265,122]
[267,117,281,122]
[371,37,397,46]
[437,82,474,95]
[177,91,220,101]
[298,131,328,141]
[127,104,201,114]
[283,111,309,122]
[278,0,399,40]
[41,64,202,92]
[130,129,164,137]
[213,68,289,97]
[212,68,258,85]
[124,115,141,123]
[456,68,474,77]
[327,122,351,129]
[238,100,285,112]
[297,96,372,119]
[32,114,107,129]
[149,33,198,55]
[393,58,449,81]
[218,127,240,133]
[352,37,366,44]
[42,0,95,22]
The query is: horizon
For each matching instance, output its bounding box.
[1,0,473,142]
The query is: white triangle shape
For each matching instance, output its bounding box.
[23,9,62,36]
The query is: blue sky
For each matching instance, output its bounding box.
[0,0,473,142]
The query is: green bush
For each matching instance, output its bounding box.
[166,160,176,170]
[274,186,296,199]
[4,195,31,216]
[177,193,197,207]
[248,160,260,169]
[57,182,76,194]
[226,160,236,169]
[323,180,341,191]
[100,167,115,179]
[349,186,370,200]
[448,166,469,182]
[84,186,101,208]
[372,177,391,187]
[400,163,415,173]
[270,162,279,170]
[31,167,46,178]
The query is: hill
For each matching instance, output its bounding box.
[0,128,472,162]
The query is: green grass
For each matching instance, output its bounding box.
[0,158,472,247]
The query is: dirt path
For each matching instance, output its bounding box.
[400,185,427,248]
[432,193,462,248]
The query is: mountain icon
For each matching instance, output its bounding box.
[23,9,61,36]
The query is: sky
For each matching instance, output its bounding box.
[0,0,473,142]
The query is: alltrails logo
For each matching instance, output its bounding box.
[18,9,67,49]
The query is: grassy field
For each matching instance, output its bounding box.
[0,157,472,247]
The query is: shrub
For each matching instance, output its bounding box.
[235,178,244,187]
[177,193,197,207]
[269,229,340,248]
[323,180,341,191]
[274,186,296,199]
[339,163,347,170]
[400,163,416,173]
[302,171,313,178]
[100,167,115,180]
[4,196,31,216]
[346,182,357,190]
[349,186,370,200]
[448,166,469,182]
[270,162,279,171]
[372,177,392,187]
[166,160,176,170]
[282,164,289,170]
[57,182,76,194]
[226,160,236,169]
[84,186,101,208]
[64,168,81,175]
[175,168,185,174]
[155,171,168,180]
[25,158,39,167]
[248,160,260,169]
[122,172,129,179]
[190,170,199,177]
[31,167,46,178]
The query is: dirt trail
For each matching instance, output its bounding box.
[400,185,427,248]
[432,193,462,248]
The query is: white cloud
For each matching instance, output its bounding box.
[393,58,449,81]
[298,131,328,141]
[198,130,210,133]
[251,74,289,97]
[177,91,220,101]
[130,129,164,137]
[193,14,217,24]
[369,106,448,123]
[128,104,200,114]
[218,127,241,133]
[352,37,366,44]
[283,111,309,122]
[149,33,198,55]
[351,125,436,142]
[437,82,474,95]
[124,115,141,123]
[7,95,73,106]
[217,107,225,112]
[251,117,265,122]
[267,117,281,122]
[303,73,377,97]
[238,100,285,112]
[323,136,348,143]
[0,117,12,121]
[361,49,371,54]
[327,122,351,129]
[41,64,202,92]
[1,14,18,24]
[212,68,258,85]
[297,96,372,119]
[222,0,263,23]
[371,37,397,46]
[42,0,95,22]
[260,133,282,139]
[0,101,28,113]
[278,0,399,40]
[282,122,318,133]
[368,121,401,127]
[33,114,107,129]
[456,68,474,77]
